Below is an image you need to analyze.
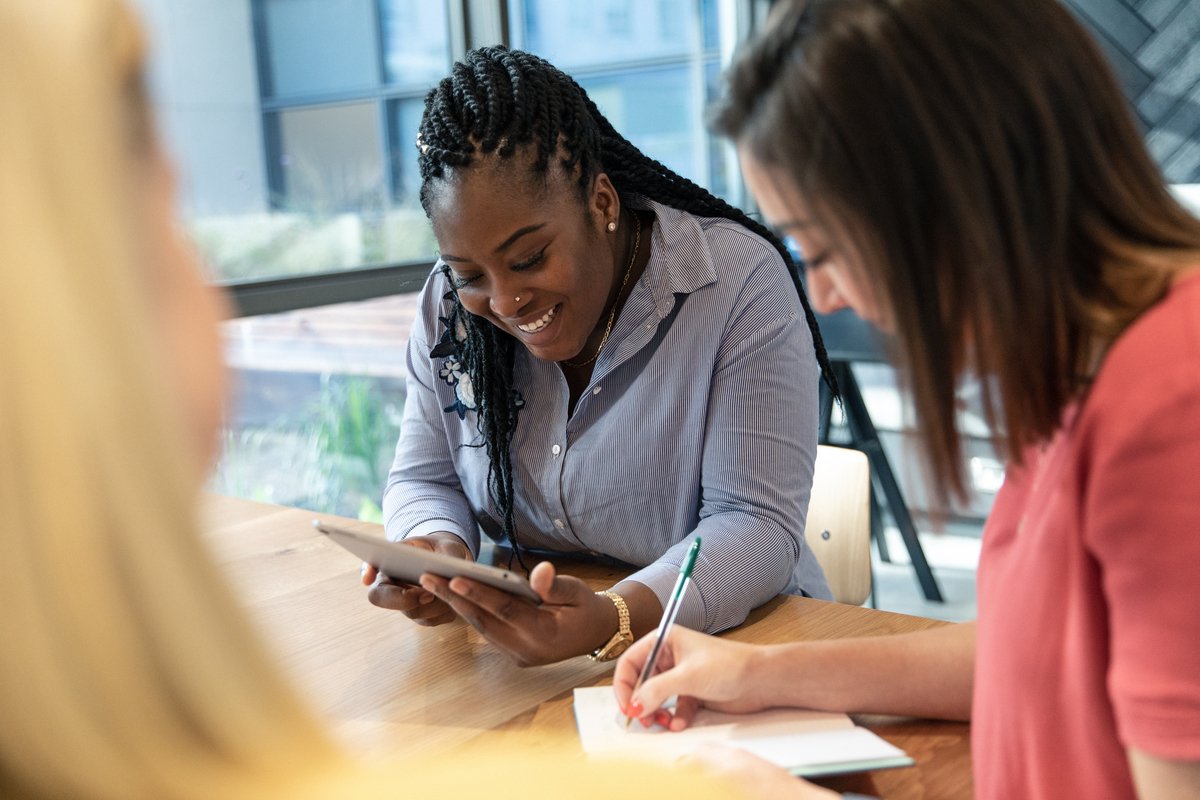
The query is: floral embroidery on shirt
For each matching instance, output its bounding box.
[432,309,477,419]
[443,363,477,419]
[438,356,463,384]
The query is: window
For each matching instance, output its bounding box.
[131,0,764,519]
[509,0,745,203]
[213,294,417,521]
[134,0,451,283]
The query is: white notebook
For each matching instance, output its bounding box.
[573,687,913,778]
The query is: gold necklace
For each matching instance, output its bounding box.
[561,213,642,369]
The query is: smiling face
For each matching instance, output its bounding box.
[739,146,890,331]
[427,152,625,363]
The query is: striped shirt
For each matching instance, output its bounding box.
[384,199,831,633]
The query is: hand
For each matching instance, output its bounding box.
[363,532,470,627]
[613,626,769,730]
[417,561,619,666]
[682,744,839,800]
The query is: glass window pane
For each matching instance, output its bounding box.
[381,0,451,86]
[388,98,426,205]
[261,0,379,99]
[577,66,710,185]
[509,0,735,201]
[131,0,448,282]
[514,0,708,70]
[699,0,721,51]
[274,102,384,212]
[213,294,420,520]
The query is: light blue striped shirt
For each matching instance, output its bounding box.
[384,199,831,633]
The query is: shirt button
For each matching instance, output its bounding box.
[553,518,565,529]
[592,386,602,395]
[551,444,561,455]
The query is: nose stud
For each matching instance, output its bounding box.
[515,296,521,302]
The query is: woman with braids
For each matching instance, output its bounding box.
[613,0,1200,798]
[365,46,833,666]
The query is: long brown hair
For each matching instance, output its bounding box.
[714,0,1200,500]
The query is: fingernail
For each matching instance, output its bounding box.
[639,716,653,729]
[654,710,671,727]
[625,700,643,718]
[419,576,435,592]
[418,592,436,605]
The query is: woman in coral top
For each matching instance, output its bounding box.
[613,1,1200,798]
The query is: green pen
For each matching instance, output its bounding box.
[625,537,701,729]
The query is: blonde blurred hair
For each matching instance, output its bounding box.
[0,3,740,798]
[0,1,353,796]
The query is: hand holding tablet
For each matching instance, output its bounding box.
[315,521,541,604]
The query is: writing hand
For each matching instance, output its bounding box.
[612,626,769,730]
[363,532,470,627]
[417,561,618,666]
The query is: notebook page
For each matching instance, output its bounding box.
[573,687,911,776]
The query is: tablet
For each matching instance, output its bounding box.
[313,520,541,603]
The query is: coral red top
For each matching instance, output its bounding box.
[973,272,1200,799]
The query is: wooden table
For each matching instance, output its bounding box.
[202,495,972,799]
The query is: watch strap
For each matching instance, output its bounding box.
[589,590,632,661]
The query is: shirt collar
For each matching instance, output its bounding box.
[627,196,718,318]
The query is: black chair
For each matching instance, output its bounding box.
[815,309,944,602]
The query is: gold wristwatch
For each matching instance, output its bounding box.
[589,590,633,662]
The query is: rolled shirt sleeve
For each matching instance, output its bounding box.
[624,246,825,632]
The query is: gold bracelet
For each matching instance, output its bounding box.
[589,590,633,662]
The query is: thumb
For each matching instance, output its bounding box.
[632,654,696,715]
[529,561,591,605]
[402,537,435,552]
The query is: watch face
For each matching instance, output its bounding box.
[603,637,632,661]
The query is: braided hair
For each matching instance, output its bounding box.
[417,46,835,567]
